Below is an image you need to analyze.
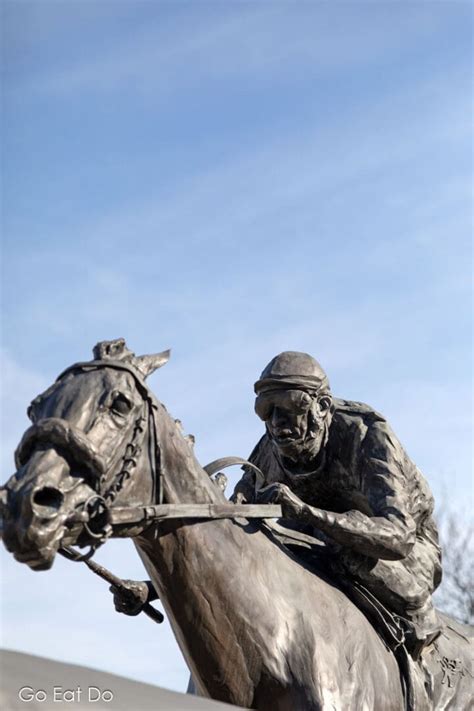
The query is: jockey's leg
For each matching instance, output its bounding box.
[332,552,442,659]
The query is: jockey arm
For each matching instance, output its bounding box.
[257,421,418,562]
[297,501,415,561]
[258,481,416,561]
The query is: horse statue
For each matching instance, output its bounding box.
[1,340,472,710]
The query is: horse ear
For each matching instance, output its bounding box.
[135,350,171,378]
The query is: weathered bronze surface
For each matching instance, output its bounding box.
[1,341,472,710]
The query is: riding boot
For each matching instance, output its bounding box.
[399,598,443,660]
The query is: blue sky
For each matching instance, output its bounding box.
[1,0,472,693]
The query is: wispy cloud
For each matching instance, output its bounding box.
[6,3,462,99]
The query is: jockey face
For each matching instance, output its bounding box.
[256,389,331,462]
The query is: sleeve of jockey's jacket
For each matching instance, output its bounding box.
[301,420,417,560]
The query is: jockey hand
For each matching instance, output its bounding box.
[257,483,306,520]
[109,580,154,616]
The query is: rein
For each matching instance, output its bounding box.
[48,359,278,623]
[53,361,274,546]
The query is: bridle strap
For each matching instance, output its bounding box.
[54,359,271,625]
[57,359,162,506]
[15,418,107,484]
[57,360,158,407]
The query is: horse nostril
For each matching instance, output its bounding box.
[31,486,64,517]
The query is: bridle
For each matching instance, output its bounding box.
[50,359,163,562]
[16,357,274,617]
[16,358,271,564]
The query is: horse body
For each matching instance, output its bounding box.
[136,517,404,709]
[1,342,471,710]
[137,520,401,708]
[130,397,404,709]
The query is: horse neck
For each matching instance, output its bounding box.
[137,402,374,707]
[154,402,226,505]
[133,401,402,708]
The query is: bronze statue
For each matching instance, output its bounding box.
[1,340,472,710]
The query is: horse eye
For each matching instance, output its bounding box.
[111,394,132,416]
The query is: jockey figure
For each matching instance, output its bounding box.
[232,351,442,658]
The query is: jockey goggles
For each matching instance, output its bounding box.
[254,389,314,422]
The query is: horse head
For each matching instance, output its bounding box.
[1,339,170,571]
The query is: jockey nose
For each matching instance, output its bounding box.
[271,407,289,428]
[31,485,64,519]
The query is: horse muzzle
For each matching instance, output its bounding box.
[2,465,72,569]
[2,419,107,570]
